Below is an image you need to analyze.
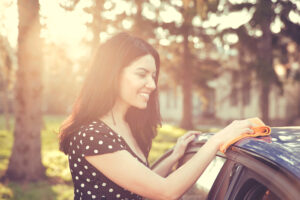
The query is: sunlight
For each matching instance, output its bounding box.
[143,4,156,20]
[150,0,161,8]
[195,157,225,192]
[289,10,300,25]
[39,0,90,45]
[0,0,18,48]
[224,33,239,44]
[159,4,183,24]
[122,19,133,30]
[271,16,283,34]
[111,0,133,15]
[274,64,286,78]
[103,1,113,10]
[99,32,110,43]
[204,8,254,30]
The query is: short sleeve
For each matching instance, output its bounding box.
[77,128,125,157]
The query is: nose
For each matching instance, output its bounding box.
[146,77,156,91]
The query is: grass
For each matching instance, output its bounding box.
[0,115,213,200]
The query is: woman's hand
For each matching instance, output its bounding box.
[213,119,255,146]
[171,131,202,161]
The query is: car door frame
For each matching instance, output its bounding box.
[151,141,300,200]
[220,148,300,200]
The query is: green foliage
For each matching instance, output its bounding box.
[0,181,73,200]
[0,129,13,178]
[0,115,210,199]
[0,115,73,200]
[149,125,187,164]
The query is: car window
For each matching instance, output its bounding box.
[208,161,242,200]
[178,155,226,200]
[234,178,281,200]
[225,162,284,200]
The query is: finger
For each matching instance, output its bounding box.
[177,137,183,142]
[243,128,254,134]
[182,131,202,139]
[232,120,241,124]
[184,134,196,145]
[237,119,253,129]
[244,120,254,128]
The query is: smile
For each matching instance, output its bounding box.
[139,93,150,101]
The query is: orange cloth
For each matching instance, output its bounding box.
[219,117,271,153]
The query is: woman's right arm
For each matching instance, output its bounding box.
[86,120,254,200]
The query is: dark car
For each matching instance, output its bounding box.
[151,127,300,200]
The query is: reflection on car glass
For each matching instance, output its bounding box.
[229,164,242,185]
[235,179,281,200]
[181,156,226,200]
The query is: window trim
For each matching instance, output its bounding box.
[208,160,243,200]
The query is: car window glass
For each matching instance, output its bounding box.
[235,178,281,200]
[208,161,242,200]
[180,156,226,200]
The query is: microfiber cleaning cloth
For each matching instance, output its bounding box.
[219,117,271,153]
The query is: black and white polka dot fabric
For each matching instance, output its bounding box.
[68,119,147,200]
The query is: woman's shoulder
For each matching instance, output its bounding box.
[80,120,108,132]
[69,120,126,157]
[68,120,110,142]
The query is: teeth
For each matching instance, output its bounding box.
[139,93,149,99]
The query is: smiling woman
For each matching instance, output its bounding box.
[119,54,157,109]
[59,32,162,199]
[58,32,256,200]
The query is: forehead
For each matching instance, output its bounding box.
[125,54,156,72]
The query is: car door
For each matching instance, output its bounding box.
[152,143,300,200]
[178,153,227,200]
[217,150,300,200]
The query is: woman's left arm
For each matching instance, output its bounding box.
[152,131,201,177]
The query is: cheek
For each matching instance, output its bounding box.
[126,75,144,90]
[120,77,139,98]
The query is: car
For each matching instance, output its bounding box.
[151,126,300,200]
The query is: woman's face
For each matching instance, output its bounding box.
[118,54,157,110]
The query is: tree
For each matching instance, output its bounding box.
[58,0,220,129]
[219,0,300,124]
[155,0,219,129]
[3,0,45,181]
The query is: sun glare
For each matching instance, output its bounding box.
[39,0,90,45]
[204,8,253,30]
[159,4,183,24]
[0,0,18,48]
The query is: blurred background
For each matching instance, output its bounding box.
[0,0,300,199]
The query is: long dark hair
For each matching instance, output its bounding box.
[59,32,161,157]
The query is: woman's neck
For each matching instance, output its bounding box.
[101,99,129,127]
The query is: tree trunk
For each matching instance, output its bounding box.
[257,0,273,125]
[4,0,45,181]
[180,26,193,129]
[260,82,270,124]
[91,0,103,50]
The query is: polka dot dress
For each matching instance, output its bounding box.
[68,120,147,200]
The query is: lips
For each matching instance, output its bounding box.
[139,93,150,101]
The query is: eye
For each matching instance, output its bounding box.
[136,72,146,78]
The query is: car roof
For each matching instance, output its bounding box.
[192,127,300,180]
[233,126,300,180]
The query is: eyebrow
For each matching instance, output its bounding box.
[136,67,156,74]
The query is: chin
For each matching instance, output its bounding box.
[134,102,148,110]
[137,105,147,110]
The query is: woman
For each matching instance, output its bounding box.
[59,32,254,200]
